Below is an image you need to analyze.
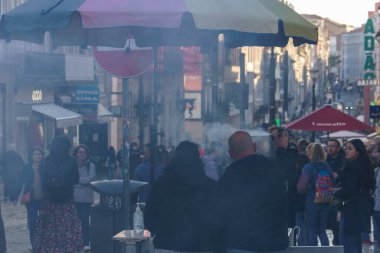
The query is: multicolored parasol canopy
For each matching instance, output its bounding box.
[0,0,318,48]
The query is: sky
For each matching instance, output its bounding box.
[286,0,376,27]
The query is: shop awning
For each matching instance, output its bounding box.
[32,103,83,128]
[98,104,113,123]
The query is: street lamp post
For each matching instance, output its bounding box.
[309,67,318,142]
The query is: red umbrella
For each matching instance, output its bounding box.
[285,105,373,132]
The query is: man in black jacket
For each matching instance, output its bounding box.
[210,130,289,253]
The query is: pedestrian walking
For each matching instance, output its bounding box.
[209,130,289,253]
[0,143,24,204]
[145,141,215,253]
[73,144,96,252]
[297,143,334,246]
[268,125,298,228]
[326,139,345,245]
[20,147,44,248]
[133,143,163,203]
[33,135,83,253]
[334,139,376,253]
[293,139,310,246]
[105,146,117,179]
[203,141,228,181]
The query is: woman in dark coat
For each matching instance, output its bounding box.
[33,136,82,253]
[334,139,375,253]
[144,141,215,252]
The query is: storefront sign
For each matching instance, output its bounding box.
[31,89,43,102]
[357,79,378,86]
[370,105,380,119]
[74,86,99,103]
[364,18,376,80]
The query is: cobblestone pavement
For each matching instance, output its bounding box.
[1,189,30,253]
[0,178,379,253]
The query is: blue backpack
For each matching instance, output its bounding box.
[314,167,334,203]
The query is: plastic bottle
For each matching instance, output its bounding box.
[133,203,144,236]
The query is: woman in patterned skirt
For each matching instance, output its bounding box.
[33,136,83,253]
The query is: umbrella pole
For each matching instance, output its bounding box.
[149,46,158,187]
[239,52,246,129]
[269,47,276,125]
[122,78,131,229]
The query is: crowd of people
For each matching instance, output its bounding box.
[0,126,378,253]
[143,127,380,253]
[0,137,94,252]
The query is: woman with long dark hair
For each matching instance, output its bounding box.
[334,139,376,253]
[145,141,215,253]
[33,136,82,253]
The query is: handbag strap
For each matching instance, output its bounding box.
[343,192,359,206]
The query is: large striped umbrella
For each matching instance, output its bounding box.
[0,0,317,48]
[0,0,318,230]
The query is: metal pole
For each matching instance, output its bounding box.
[149,46,158,186]
[269,47,276,125]
[138,76,144,149]
[239,52,246,129]
[211,47,218,121]
[122,78,131,229]
[311,78,316,142]
[283,51,289,123]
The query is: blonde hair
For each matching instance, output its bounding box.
[306,143,326,162]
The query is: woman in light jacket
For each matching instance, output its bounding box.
[20,147,44,247]
[73,145,96,250]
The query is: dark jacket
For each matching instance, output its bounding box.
[334,159,373,233]
[326,152,344,185]
[0,203,5,253]
[21,163,42,201]
[133,160,163,203]
[0,150,24,201]
[145,164,215,251]
[209,149,289,252]
[294,153,309,211]
[41,154,79,203]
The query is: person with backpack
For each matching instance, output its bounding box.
[33,135,83,253]
[334,139,375,253]
[297,143,334,246]
[73,144,96,252]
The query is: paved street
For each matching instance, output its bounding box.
[1,186,30,253]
